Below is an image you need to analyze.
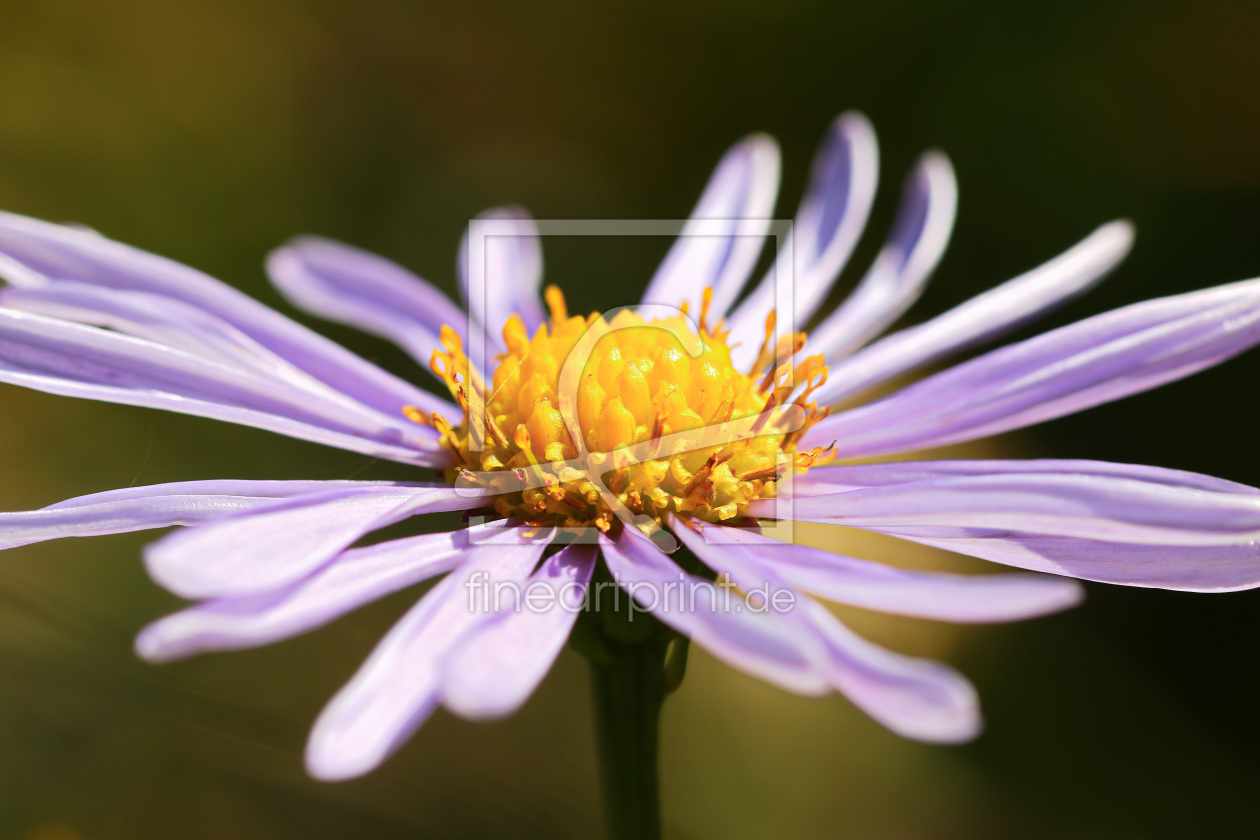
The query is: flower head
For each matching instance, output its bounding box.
[427,286,831,533]
[1,111,1260,780]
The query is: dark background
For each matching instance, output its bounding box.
[1,1,1259,837]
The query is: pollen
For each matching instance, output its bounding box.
[419,286,834,536]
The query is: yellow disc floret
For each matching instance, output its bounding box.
[414,286,834,536]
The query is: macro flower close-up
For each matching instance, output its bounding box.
[4,3,1260,839]
[5,104,1260,833]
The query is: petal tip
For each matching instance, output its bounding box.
[132,624,167,663]
[832,111,878,151]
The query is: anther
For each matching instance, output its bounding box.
[544,285,568,321]
[699,287,714,334]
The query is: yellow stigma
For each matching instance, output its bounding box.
[418,285,834,535]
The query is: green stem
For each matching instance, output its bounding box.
[571,545,699,840]
[590,636,668,840]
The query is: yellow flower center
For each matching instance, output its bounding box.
[413,286,834,537]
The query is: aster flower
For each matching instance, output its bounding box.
[2,111,1260,831]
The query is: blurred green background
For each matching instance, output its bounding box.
[1,0,1260,837]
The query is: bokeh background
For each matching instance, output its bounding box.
[1,1,1259,837]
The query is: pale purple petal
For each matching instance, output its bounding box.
[268,237,467,369]
[2,280,298,376]
[0,307,446,465]
[640,135,781,320]
[0,210,439,418]
[726,114,879,360]
[673,518,980,742]
[798,598,981,742]
[804,274,1260,458]
[761,472,1260,548]
[458,206,546,339]
[144,485,489,599]
[764,462,1260,591]
[881,528,1260,593]
[683,521,1083,623]
[804,151,958,360]
[304,525,551,781]
[812,220,1135,407]
[0,279,450,415]
[599,527,829,696]
[787,458,1260,497]
[136,524,512,662]
[0,479,392,551]
[441,543,596,719]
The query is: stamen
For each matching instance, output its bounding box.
[698,287,714,334]
[544,285,568,321]
[682,451,733,497]
[750,310,777,375]
[739,463,788,483]
[402,405,431,426]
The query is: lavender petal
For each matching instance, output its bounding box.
[684,521,1083,623]
[441,543,596,719]
[268,236,467,369]
[798,598,981,742]
[0,307,446,464]
[304,526,551,781]
[144,485,489,599]
[0,210,440,418]
[0,279,455,417]
[881,528,1260,592]
[0,479,395,551]
[640,135,781,320]
[673,518,981,742]
[812,220,1134,407]
[761,472,1260,548]
[805,152,957,360]
[599,527,829,696]
[764,462,1260,590]
[787,458,1260,497]
[136,523,516,662]
[805,274,1260,458]
[726,114,880,361]
[457,206,547,341]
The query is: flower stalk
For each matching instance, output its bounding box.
[574,552,693,840]
[590,632,669,840]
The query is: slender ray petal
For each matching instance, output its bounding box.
[0,210,439,418]
[880,528,1260,592]
[673,519,981,742]
[599,527,829,696]
[442,543,596,719]
[798,598,981,742]
[758,472,1260,548]
[640,135,781,320]
[0,307,446,464]
[682,521,1083,622]
[0,279,449,415]
[267,237,467,370]
[457,206,547,338]
[305,526,551,781]
[726,114,879,360]
[0,480,397,551]
[786,458,1260,497]
[136,524,513,662]
[804,152,957,360]
[813,221,1135,406]
[804,275,1260,457]
[144,485,490,599]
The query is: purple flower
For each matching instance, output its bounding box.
[1,111,1259,781]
